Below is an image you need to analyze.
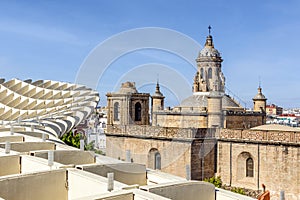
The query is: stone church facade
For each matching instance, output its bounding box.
[105,31,299,199]
[218,128,300,199]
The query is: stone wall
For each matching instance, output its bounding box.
[152,110,265,129]
[106,136,192,178]
[218,129,300,200]
[152,112,207,128]
[106,135,216,180]
[106,125,218,179]
[224,114,265,129]
[191,139,217,180]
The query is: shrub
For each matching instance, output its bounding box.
[60,131,81,148]
[204,176,222,188]
[61,131,105,155]
[231,187,245,195]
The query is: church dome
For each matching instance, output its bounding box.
[199,47,221,57]
[253,93,266,100]
[118,81,138,94]
[253,87,267,100]
[180,94,242,109]
[198,35,221,58]
[199,46,221,57]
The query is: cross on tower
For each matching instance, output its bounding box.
[208,25,212,35]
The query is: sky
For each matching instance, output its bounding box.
[0,0,300,108]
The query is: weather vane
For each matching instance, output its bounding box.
[208,25,212,35]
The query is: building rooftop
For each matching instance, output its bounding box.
[0,78,255,200]
[251,124,300,132]
[180,93,242,109]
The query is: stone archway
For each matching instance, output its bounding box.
[113,102,119,121]
[148,148,161,170]
[134,102,142,121]
[237,151,254,180]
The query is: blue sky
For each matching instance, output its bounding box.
[0,0,300,108]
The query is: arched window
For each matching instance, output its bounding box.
[155,152,161,170]
[208,68,212,79]
[113,102,119,121]
[200,68,204,79]
[148,148,161,170]
[135,102,141,121]
[246,158,254,177]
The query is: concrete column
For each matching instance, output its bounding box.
[5,141,10,154]
[107,173,114,192]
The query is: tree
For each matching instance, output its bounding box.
[60,131,81,148]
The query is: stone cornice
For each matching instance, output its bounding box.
[219,129,300,144]
[106,125,216,139]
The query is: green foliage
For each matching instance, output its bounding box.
[204,176,246,196]
[231,187,245,195]
[61,131,105,155]
[94,149,105,155]
[84,140,105,155]
[204,176,222,188]
[60,131,81,148]
[85,140,95,151]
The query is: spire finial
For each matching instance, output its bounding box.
[257,76,262,94]
[154,77,163,97]
[156,81,160,91]
[156,74,160,92]
[205,26,214,47]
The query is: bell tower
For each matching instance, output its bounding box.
[195,26,224,128]
[253,86,267,112]
[194,26,225,93]
[106,82,150,126]
[151,81,165,112]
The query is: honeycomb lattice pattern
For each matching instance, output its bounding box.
[0,78,99,138]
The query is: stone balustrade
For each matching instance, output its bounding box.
[220,129,300,144]
[107,125,300,144]
[106,125,217,139]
